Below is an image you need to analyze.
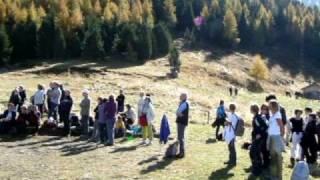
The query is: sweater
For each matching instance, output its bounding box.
[80,97,91,116]
[105,100,117,119]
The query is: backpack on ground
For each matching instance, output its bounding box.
[291,161,309,180]
[235,115,245,137]
[165,141,178,158]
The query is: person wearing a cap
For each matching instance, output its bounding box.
[289,109,304,167]
[176,92,189,158]
[80,89,91,138]
[300,113,318,165]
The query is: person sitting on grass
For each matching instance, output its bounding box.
[15,105,29,134]
[115,116,126,138]
[0,103,17,134]
[124,104,136,130]
[27,105,40,134]
[223,103,238,167]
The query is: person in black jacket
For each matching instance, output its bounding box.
[0,103,17,134]
[9,89,21,110]
[300,113,318,165]
[59,90,73,135]
[176,92,189,158]
[116,90,125,113]
[249,104,268,177]
[289,109,304,167]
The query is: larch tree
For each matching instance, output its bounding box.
[250,54,269,81]
[223,9,239,47]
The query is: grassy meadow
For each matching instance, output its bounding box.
[0,51,319,179]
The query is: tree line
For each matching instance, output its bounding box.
[0,0,319,65]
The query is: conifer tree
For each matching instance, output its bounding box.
[0,25,11,64]
[223,9,239,47]
[53,25,66,59]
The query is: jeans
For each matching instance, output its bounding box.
[36,104,44,115]
[228,139,236,164]
[98,123,107,143]
[48,103,59,120]
[107,118,116,144]
[291,132,303,159]
[80,115,89,136]
[177,123,186,155]
[268,135,283,180]
[91,120,100,141]
[142,125,153,141]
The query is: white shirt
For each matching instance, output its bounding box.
[34,90,46,105]
[268,111,282,136]
[224,113,238,144]
[137,97,145,118]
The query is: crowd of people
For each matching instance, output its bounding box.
[1,82,320,179]
[213,94,320,179]
[0,82,189,158]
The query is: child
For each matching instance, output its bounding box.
[115,116,126,138]
[289,109,304,167]
[223,103,238,166]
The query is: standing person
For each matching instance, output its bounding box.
[9,88,21,111]
[266,94,288,145]
[303,107,313,130]
[80,89,91,138]
[105,95,117,146]
[267,100,285,180]
[214,100,226,140]
[300,113,318,165]
[18,85,27,105]
[33,84,46,116]
[260,104,270,168]
[223,103,238,166]
[137,92,145,119]
[176,92,189,158]
[96,98,107,143]
[59,90,73,135]
[140,94,155,145]
[116,90,125,113]
[249,104,268,177]
[48,82,62,121]
[289,109,304,168]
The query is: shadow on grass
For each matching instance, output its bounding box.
[140,157,176,175]
[208,164,235,180]
[138,155,159,165]
[110,144,140,153]
[206,138,217,144]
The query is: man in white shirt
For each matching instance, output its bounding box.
[224,103,238,166]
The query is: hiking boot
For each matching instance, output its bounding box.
[176,153,185,159]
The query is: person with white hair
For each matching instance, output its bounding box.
[80,89,91,138]
[176,92,189,158]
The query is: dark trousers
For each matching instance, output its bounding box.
[48,103,59,120]
[228,139,236,164]
[250,139,263,175]
[261,137,270,168]
[80,115,89,136]
[177,123,186,155]
[107,118,115,144]
[60,112,70,135]
[98,123,107,143]
[36,104,44,115]
[302,143,318,164]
